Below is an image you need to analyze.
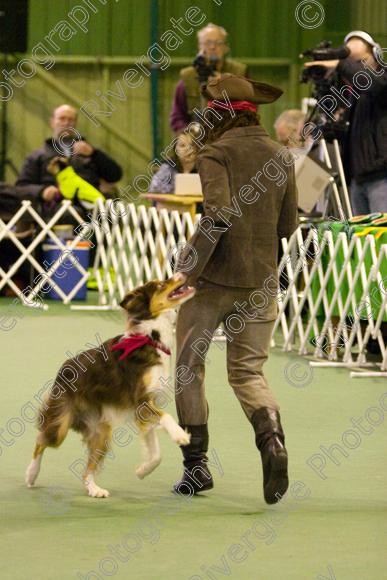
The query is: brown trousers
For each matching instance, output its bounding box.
[175,279,279,425]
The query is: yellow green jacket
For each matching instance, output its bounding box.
[56,166,105,204]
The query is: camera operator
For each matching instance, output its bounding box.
[304,31,387,215]
[169,23,247,133]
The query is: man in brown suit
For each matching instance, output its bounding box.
[173,74,299,504]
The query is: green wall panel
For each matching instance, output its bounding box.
[26,0,330,58]
[26,0,385,58]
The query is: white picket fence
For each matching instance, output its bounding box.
[1,199,386,376]
[274,225,387,377]
[89,199,198,305]
[0,200,87,305]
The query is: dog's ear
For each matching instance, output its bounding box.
[47,156,69,175]
[120,281,160,320]
[56,156,70,170]
[119,291,136,311]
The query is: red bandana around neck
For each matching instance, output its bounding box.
[110,334,171,361]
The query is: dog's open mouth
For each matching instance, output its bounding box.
[168,283,195,300]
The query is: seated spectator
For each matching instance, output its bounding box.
[274,108,321,174]
[16,104,122,215]
[170,23,247,133]
[274,109,336,217]
[274,109,311,152]
[149,133,200,194]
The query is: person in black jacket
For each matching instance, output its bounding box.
[16,104,122,211]
[305,31,387,215]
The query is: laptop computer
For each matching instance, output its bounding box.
[174,173,203,196]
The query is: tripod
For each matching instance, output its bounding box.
[316,137,353,221]
[303,96,353,222]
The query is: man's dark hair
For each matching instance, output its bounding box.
[206,110,259,142]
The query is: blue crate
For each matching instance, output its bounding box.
[42,242,90,300]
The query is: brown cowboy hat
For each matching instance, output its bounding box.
[202,73,283,104]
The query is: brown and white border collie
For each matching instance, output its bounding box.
[25,273,195,498]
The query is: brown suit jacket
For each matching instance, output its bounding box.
[187,125,298,289]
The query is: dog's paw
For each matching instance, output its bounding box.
[136,458,161,479]
[25,471,35,487]
[135,465,147,480]
[173,428,191,446]
[25,460,40,487]
[88,485,110,498]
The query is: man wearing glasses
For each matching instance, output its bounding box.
[170,23,247,133]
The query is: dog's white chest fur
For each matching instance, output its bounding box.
[135,310,176,351]
[127,310,175,393]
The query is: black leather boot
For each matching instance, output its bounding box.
[251,408,289,504]
[173,424,213,495]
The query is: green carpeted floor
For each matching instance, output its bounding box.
[1,298,386,580]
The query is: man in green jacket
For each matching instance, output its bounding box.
[170,23,247,132]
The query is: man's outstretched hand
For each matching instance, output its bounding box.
[304,59,339,69]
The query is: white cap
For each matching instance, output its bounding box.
[344,30,378,49]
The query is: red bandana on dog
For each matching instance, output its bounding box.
[111,334,171,361]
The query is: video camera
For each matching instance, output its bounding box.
[300,41,349,85]
[300,41,350,141]
[193,54,219,84]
